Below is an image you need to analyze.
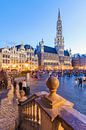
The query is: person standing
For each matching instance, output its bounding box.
[22,80,27,95]
[80,78,82,87]
[26,73,30,95]
[19,81,22,91]
[13,80,17,94]
[78,78,82,87]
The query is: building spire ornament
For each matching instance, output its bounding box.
[58,8,61,19]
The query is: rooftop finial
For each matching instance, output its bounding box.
[41,38,44,44]
[21,41,24,46]
[58,8,61,19]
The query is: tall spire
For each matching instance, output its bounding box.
[54,9,64,56]
[58,8,61,19]
[57,9,62,37]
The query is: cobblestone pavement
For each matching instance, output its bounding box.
[0,86,18,130]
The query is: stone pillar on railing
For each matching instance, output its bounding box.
[42,76,73,109]
[36,76,74,130]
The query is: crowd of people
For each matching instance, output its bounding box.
[48,69,86,87]
[0,68,86,101]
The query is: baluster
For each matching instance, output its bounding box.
[29,101,32,122]
[27,104,29,119]
[26,104,29,119]
[23,106,25,120]
[31,101,34,126]
[28,103,31,121]
[29,103,31,120]
[27,103,30,130]
[24,105,27,120]
[33,101,36,123]
[39,107,41,125]
[37,105,40,126]
[22,106,25,119]
[26,104,28,130]
[35,103,38,127]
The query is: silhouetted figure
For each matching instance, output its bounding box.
[26,86,30,96]
[22,80,27,95]
[19,82,22,91]
[78,78,82,87]
[13,81,17,94]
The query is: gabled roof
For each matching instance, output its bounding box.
[24,44,34,50]
[15,45,21,50]
[0,48,3,52]
[15,44,34,50]
[0,48,10,52]
[44,46,57,54]
[64,50,70,56]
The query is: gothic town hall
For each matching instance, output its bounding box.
[35,9,71,69]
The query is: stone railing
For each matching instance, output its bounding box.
[18,76,86,130]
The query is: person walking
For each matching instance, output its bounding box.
[80,78,82,87]
[78,78,82,87]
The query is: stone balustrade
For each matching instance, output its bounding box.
[18,76,86,130]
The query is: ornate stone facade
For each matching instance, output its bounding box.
[36,40,60,69]
[0,44,38,70]
[35,9,71,69]
[72,54,86,67]
[0,47,10,69]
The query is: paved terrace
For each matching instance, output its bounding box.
[0,86,18,130]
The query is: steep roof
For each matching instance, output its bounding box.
[15,45,21,50]
[15,44,34,50]
[64,50,70,56]
[44,46,57,54]
[0,48,10,52]
[24,44,34,50]
[0,48,3,52]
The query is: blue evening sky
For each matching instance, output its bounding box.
[0,0,86,54]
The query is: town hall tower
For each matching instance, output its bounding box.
[55,9,64,56]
